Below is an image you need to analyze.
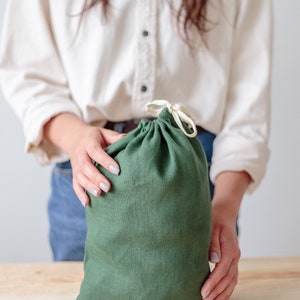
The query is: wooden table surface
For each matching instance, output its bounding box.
[0,257,299,299]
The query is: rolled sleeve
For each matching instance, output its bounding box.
[210,0,273,193]
[0,0,82,165]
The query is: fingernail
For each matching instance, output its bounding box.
[202,290,210,299]
[100,182,109,193]
[90,187,99,196]
[118,133,126,137]
[109,164,120,175]
[210,252,219,263]
[80,199,87,207]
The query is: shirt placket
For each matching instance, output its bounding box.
[132,0,157,114]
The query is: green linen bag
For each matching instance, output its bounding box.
[77,100,212,300]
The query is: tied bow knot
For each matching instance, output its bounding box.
[145,100,198,138]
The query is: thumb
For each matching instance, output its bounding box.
[209,232,221,263]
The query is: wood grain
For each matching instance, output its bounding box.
[231,257,300,299]
[0,257,299,299]
[0,262,83,300]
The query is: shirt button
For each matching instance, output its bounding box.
[141,85,147,92]
[142,30,149,37]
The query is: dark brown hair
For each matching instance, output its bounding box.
[80,0,209,47]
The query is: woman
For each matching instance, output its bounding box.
[0,0,272,299]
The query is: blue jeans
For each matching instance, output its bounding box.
[48,130,216,261]
[48,162,87,261]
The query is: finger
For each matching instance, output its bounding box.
[201,254,232,299]
[85,141,119,175]
[83,162,112,193]
[204,259,238,300]
[92,149,121,176]
[101,128,126,147]
[76,170,103,198]
[208,229,221,263]
[214,279,237,300]
[201,227,222,298]
[73,180,90,207]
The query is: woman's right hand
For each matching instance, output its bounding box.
[69,126,124,206]
[44,113,125,207]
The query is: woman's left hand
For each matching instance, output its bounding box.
[201,171,251,300]
[201,202,241,299]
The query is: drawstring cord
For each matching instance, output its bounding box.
[145,100,198,138]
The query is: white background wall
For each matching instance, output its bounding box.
[239,0,300,257]
[0,0,299,262]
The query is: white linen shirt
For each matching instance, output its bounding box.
[0,0,272,193]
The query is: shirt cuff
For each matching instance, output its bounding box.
[210,135,270,194]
